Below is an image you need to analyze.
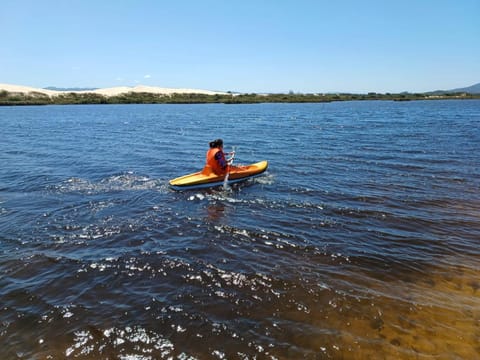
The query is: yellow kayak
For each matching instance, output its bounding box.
[169,160,268,190]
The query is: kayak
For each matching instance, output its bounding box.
[169,160,268,190]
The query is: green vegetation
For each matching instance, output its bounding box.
[0,90,479,106]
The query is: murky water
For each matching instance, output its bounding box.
[1,101,479,359]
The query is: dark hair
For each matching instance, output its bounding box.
[209,139,223,148]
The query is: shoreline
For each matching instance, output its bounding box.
[1,87,479,106]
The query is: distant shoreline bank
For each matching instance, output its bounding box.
[1,90,479,106]
[2,83,479,105]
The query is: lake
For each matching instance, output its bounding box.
[1,100,479,359]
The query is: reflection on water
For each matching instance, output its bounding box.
[1,102,480,358]
[206,201,227,222]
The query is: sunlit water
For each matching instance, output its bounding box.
[1,101,479,359]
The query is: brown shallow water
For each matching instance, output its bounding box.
[2,249,479,359]
[1,102,480,358]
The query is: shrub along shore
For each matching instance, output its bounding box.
[1,90,479,105]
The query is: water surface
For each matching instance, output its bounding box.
[1,101,479,359]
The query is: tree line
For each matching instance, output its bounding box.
[1,89,478,106]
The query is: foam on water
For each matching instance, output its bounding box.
[55,172,165,194]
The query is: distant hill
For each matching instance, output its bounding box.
[0,83,228,97]
[44,86,98,91]
[449,83,480,94]
[429,82,480,94]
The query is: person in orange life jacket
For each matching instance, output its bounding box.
[202,139,234,176]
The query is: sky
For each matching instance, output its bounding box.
[1,0,479,93]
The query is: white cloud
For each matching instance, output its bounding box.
[144,74,151,79]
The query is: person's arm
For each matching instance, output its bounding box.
[214,151,228,170]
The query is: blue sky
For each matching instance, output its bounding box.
[1,0,479,93]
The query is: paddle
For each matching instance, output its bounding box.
[223,147,236,189]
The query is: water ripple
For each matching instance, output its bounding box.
[1,102,480,358]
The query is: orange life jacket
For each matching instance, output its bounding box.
[202,148,228,176]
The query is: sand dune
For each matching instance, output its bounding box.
[0,83,227,97]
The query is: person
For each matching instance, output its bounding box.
[202,139,234,176]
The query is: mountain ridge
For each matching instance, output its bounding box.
[429,82,480,94]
